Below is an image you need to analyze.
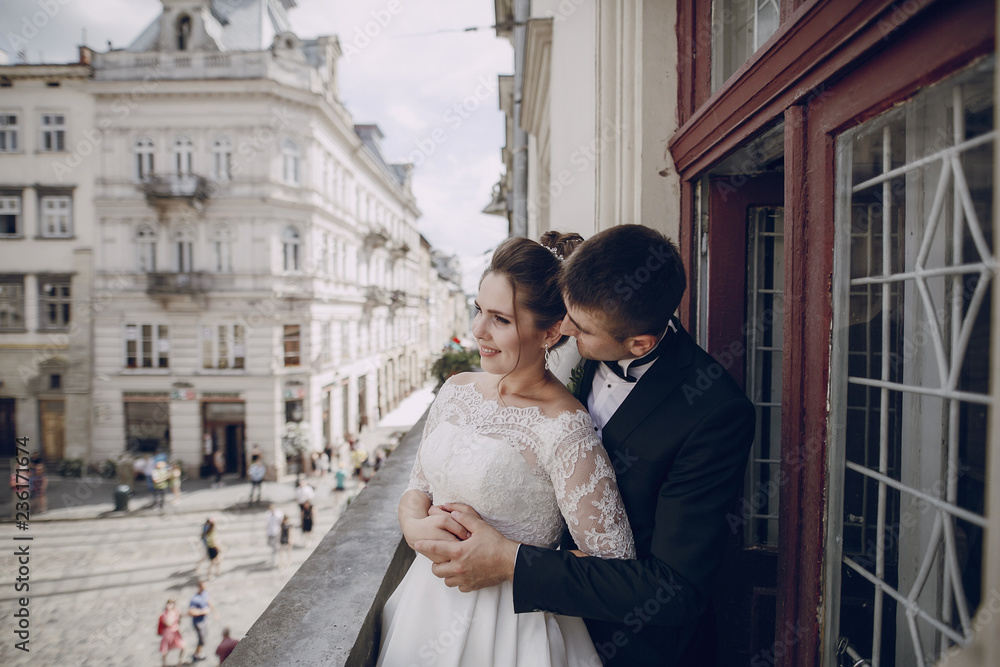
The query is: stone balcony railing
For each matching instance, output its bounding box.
[226,413,425,666]
[146,271,211,295]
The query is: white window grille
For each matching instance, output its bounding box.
[40,113,65,152]
[743,206,784,547]
[826,59,994,667]
[212,137,232,182]
[0,195,22,236]
[174,137,193,177]
[38,275,71,330]
[282,139,300,184]
[283,226,301,272]
[213,224,234,273]
[0,113,19,152]
[0,275,25,331]
[125,324,169,369]
[40,195,72,237]
[136,225,157,272]
[175,227,195,273]
[711,0,780,93]
[135,138,155,181]
[201,324,246,370]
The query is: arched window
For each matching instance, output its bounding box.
[135,137,154,181]
[281,139,300,185]
[177,15,192,51]
[174,227,195,272]
[213,224,234,272]
[212,137,232,182]
[136,225,157,272]
[283,226,301,272]
[173,136,193,177]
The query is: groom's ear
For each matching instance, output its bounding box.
[625,334,658,358]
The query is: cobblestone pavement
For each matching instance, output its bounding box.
[1,473,360,667]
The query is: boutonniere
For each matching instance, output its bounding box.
[566,359,587,399]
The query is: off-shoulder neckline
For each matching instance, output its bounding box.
[442,379,591,423]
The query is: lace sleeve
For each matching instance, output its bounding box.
[542,412,636,559]
[405,381,449,500]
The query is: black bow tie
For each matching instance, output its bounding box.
[602,328,672,383]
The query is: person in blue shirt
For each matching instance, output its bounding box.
[188,580,215,662]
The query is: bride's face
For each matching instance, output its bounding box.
[472,272,546,376]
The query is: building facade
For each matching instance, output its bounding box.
[494,1,998,665]
[86,0,424,479]
[0,56,96,464]
[0,0,468,482]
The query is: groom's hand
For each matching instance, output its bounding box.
[417,504,518,592]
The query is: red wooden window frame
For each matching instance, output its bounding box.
[671,1,995,665]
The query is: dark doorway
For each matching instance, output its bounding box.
[202,402,246,477]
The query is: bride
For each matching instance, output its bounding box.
[376,235,635,667]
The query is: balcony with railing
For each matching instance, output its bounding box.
[146,272,210,295]
[225,414,424,666]
[139,173,211,207]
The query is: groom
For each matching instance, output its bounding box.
[418,224,756,666]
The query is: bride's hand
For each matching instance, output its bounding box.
[401,514,469,562]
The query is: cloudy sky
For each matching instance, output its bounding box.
[0,0,511,291]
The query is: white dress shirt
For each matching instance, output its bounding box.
[587,357,659,439]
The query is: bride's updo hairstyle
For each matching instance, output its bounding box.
[483,232,583,350]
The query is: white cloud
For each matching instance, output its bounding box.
[384,103,428,131]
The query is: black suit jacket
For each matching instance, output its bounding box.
[513,320,755,666]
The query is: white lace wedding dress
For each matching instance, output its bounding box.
[376,380,636,667]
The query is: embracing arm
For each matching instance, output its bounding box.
[398,489,469,554]
[513,397,755,626]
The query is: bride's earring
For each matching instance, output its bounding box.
[544,343,552,371]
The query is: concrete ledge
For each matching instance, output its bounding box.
[226,413,424,666]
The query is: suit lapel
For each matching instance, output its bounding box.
[576,359,599,403]
[602,321,697,447]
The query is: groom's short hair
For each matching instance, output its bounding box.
[560,224,686,340]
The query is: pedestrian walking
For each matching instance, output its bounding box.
[170,462,182,505]
[247,455,265,506]
[334,465,346,491]
[152,460,170,510]
[301,500,314,548]
[278,515,293,570]
[157,598,185,666]
[212,448,225,488]
[187,581,216,662]
[265,504,284,567]
[215,627,240,663]
[203,518,223,579]
[294,478,314,524]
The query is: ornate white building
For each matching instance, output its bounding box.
[0,0,468,480]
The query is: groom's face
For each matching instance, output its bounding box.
[560,303,632,362]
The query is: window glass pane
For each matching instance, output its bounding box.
[158,325,169,368]
[830,58,993,666]
[284,325,300,366]
[711,0,780,92]
[234,325,245,369]
[218,325,229,369]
